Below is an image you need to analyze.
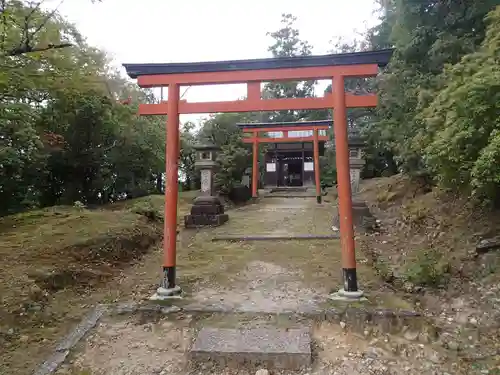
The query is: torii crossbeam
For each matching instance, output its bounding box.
[123,48,393,299]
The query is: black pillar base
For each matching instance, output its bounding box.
[162,266,176,289]
[150,266,182,300]
[316,195,322,204]
[342,268,358,292]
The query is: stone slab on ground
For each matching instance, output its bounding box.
[34,305,107,375]
[262,194,316,198]
[211,234,340,241]
[189,327,312,370]
[55,305,107,352]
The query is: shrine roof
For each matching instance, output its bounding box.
[235,120,332,129]
[123,49,393,79]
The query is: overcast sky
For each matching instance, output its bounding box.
[51,0,380,123]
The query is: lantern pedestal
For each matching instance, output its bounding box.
[184,144,229,228]
[184,196,229,228]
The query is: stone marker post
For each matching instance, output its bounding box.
[347,130,365,195]
[332,129,373,234]
[184,143,229,228]
[349,148,365,194]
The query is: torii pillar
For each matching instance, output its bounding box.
[331,75,363,300]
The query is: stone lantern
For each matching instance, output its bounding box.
[332,129,372,236]
[331,129,366,195]
[196,144,218,196]
[184,143,229,228]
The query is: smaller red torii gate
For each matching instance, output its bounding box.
[239,122,329,202]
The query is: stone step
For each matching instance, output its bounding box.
[269,187,308,193]
[189,327,312,370]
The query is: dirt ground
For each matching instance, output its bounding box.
[0,193,195,375]
[48,195,448,375]
[3,181,500,374]
[58,313,452,375]
[57,188,498,375]
[356,175,500,374]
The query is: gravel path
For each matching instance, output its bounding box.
[187,197,342,312]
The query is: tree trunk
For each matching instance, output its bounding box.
[156,173,163,193]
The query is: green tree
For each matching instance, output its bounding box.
[37,90,118,204]
[0,101,45,213]
[109,106,165,199]
[417,6,500,201]
[197,113,254,194]
[0,1,167,213]
[214,140,251,194]
[179,121,197,190]
[262,13,316,122]
[374,0,500,176]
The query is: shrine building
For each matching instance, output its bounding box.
[236,119,330,188]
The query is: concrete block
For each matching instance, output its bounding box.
[332,200,376,233]
[189,327,311,370]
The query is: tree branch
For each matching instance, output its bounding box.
[0,1,5,51]
[1,0,71,56]
[6,42,72,56]
[27,0,62,43]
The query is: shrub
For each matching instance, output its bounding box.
[403,248,450,287]
[228,184,252,204]
[129,199,163,222]
[401,202,429,227]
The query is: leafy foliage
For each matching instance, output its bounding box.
[0,1,165,215]
[418,6,500,200]
[215,140,251,194]
[197,113,253,194]
[373,0,500,178]
[262,13,316,123]
[179,121,197,190]
[403,248,450,287]
[3,0,500,215]
[357,0,500,205]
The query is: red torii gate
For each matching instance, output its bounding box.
[123,48,392,298]
[239,121,329,202]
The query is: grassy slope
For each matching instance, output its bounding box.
[0,192,196,373]
[358,175,500,286]
[357,175,500,372]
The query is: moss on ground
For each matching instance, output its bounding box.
[0,192,195,375]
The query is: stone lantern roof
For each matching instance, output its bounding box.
[193,142,220,151]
